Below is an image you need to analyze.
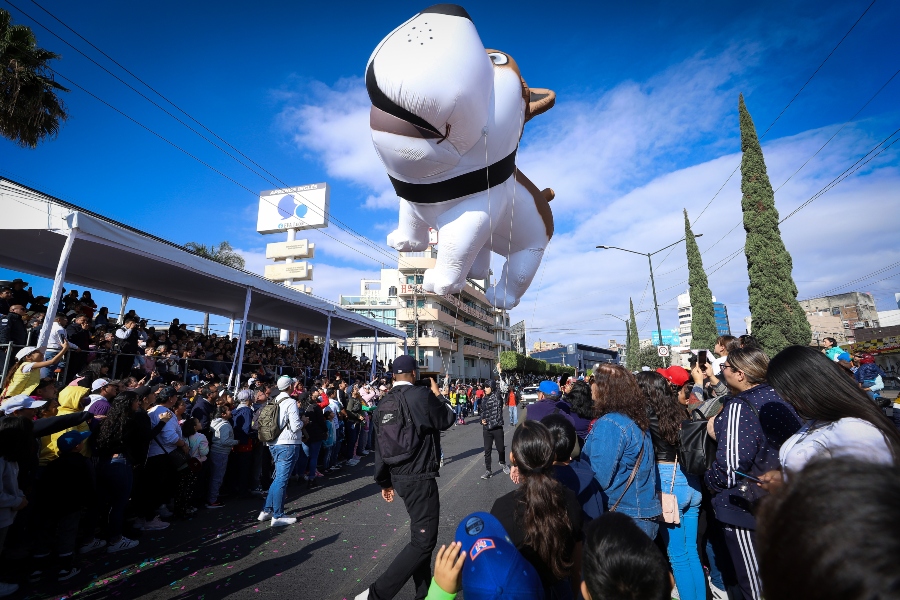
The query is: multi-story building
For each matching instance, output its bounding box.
[677,292,730,346]
[798,292,880,344]
[807,313,848,346]
[532,341,564,354]
[530,343,618,372]
[713,302,731,336]
[339,249,505,380]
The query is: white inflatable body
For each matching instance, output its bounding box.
[367,4,555,309]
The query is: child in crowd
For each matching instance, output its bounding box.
[176,417,207,517]
[580,513,671,600]
[207,405,237,508]
[424,512,543,600]
[30,430,96,583]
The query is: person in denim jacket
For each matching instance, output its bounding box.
[582,364,661,540]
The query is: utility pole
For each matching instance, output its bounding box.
[413,269,420,365]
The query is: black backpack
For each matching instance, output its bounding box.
[376,387,421,465]
[678,408,718,475]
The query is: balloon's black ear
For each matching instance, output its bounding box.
[526,88,556,122]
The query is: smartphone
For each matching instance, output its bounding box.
[698,350,708,368]
[733,470,763,484]
[414,378,433,387]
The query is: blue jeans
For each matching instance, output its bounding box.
[207,452,230,504]
[508,405,518,425]
[264,444,301,518]
[304,441,323,480]
[97,457,132,543]
[658,463,705,600]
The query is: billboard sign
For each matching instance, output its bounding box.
[264,262,312,281]
[257,183,330,234]
[266,240,315,260]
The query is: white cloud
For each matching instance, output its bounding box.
[512,123,900,345]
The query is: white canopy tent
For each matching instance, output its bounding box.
[0,178,405,381]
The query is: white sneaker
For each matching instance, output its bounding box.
[158,504,174,518]
[107,537,139,553]
[141,516,170,530]
[354,589,369,600]
[361,450,370,456]
[708,581,728,600]
[271,517,297,527]
[347,458,360,466]
[0,582,18,597]
[78,538,107,554]
[257,511,273,522]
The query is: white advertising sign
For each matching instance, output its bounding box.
[257,183,330,234]
[266,240,315,260]
[264,262,312,281]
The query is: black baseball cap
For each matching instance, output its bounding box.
[393,355,417,374]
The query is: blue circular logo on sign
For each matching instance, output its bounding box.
[294,203,308,219]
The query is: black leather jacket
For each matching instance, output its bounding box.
[647,406,678,462]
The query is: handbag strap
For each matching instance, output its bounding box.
[610,443,645,512]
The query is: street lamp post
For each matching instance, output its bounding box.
[596,235,702,367]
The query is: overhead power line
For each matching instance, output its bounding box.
[5,0,414,270]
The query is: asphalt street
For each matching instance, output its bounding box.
[28,416,517,600]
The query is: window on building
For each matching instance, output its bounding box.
[388,286,397,297]
[832,307,841,316]
[406,275,424,285]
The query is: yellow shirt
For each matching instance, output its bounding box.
[4,363,40,397]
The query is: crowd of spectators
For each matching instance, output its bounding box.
[416,335,900,600]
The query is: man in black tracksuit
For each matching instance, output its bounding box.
[479,381,509,480]
[365,355,455,600]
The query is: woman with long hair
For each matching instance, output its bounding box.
[760,346,899,490]
[583,364,661,540]
[490,420,582,599]
[94,392,142,553]
[636,372,704,600]
[705,346,801,600]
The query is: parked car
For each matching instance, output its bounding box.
[520,386,539,404]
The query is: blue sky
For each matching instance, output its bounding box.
[2,0,899,345]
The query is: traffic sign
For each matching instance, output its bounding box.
[657,346,670,357]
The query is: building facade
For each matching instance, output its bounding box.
[798,292,880,344]
[530,343,619,372]
[338,250,506,380]
[713,302,731,336]
[677,292,730,346]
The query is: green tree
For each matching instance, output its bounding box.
[684,208,718,350]
[0,9,68,148]
[636,345,665,370]
[738,95,811,355]
[184,241,246,333]
[184,241,246,269]
[625,298,640,371]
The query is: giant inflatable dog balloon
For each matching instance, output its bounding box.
[367,4,555,309]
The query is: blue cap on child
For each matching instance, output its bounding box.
[454,512,544,600]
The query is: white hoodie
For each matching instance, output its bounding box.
[268,392,304,446]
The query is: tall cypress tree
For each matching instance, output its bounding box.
[684,209,718,350]
[738,94,811,355]
[626,298,640,371]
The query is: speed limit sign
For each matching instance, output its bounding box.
[657,346,670,357]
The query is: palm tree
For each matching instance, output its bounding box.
[184,241,246,334]
[0,9,69,148]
